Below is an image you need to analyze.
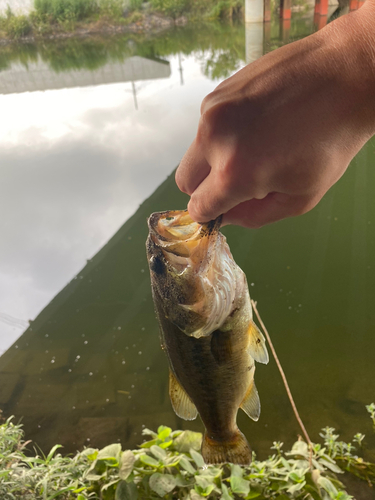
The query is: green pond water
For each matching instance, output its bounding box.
[0,10,374,498]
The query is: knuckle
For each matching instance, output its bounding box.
[291,196,319,217]
[200,91,215,115]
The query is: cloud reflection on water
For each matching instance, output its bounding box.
[0,54,226,351]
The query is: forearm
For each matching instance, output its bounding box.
[315,0,375,138]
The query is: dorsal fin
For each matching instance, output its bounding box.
[247,320,269,364]
[169,370,198,421]
[240,370,261,422]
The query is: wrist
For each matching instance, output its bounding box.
[315,3,375,137]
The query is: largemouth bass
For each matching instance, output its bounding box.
[146,210,269,465]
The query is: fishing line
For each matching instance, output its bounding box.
[250,299,313,468]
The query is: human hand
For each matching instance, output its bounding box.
[176,2,375,228]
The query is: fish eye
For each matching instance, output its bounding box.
[150,255,165,275]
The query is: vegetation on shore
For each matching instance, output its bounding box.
[0,0,244,41]
[1,405,375,499]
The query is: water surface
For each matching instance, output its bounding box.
[0,12,374,493]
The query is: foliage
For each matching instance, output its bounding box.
[1,407,375,500]
[366,403,375,427]
[207,0,243,21]
[98,0,126,18]
[34,0,97,22]
[149,0,191,20]
[0,0,247,40]
[0,8,32,39]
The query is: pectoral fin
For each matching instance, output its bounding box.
[169,370,198,421]
[240,374,261,422]
[247,320,269,364]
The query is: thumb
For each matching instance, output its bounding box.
[222,192,320,228]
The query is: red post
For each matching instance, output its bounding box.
[313,13,328,30]
[280,0,291,19]
[264,0,271,22]
[349,0,358,10]
[280,18,291,43]
[314,0,328,15]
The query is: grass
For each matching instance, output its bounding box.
[1,406,375,499]
[0,0,246,41]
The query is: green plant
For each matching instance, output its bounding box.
[4,14,32,38]
[98,0,126,19]
[150,0,191,19]
[366,403,375,426]
[34,0,97,22]
[129,0,144,11]
[1,406,375,499]
[208,0,243,21]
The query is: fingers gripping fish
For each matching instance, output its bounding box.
[146,210,269,465]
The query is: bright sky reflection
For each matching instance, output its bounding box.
[0,53,239,353]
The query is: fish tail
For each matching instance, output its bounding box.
[201,429,252,465]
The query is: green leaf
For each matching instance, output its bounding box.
[190,449,205,468]
[45,444,63,464]
[189,491,205,500]
[46,486,75,499]
[140,454,160,467]
[149,472,176,497]
[318,458,343,474]
[179,455,196,474]
[150,445,167,461]
[142,428,158,438]
[159,438,173,449]
[247,492,261,499]
[115,480,138,500]
[173,430,202,452]
[287,481,306,494]
[317,476,338,498]
[230,464,243,478]
[80,448,98,461]
[230,476,250,497]
[164,455,181,467]
[85,473,104,481]
[289,471,305,482]
[102,478,121,491]
[221,483,234,500]
[195,475,215,489]
[174,473,190,487]
[97,443,122,462]
[195,483,215,497]
[139,439,157,448]
[157,425,172,441]
[289,441,309,458]
[119,450,136,480]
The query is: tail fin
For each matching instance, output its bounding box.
[201,430,252,465]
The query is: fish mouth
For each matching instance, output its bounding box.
[148,210,222,266]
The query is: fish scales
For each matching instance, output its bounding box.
[146,210,269,465]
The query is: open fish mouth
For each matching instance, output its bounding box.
[148,210,222,268]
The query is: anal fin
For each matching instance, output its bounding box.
[169,370,198,421]
[240,373,261,422]
[248,320,269,364]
